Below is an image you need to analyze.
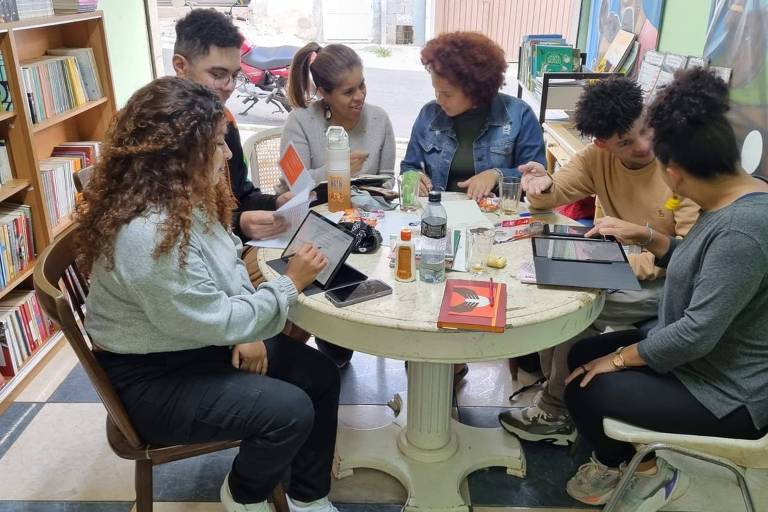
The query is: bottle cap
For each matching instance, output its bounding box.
[428,190,442,203]
[400,228,412,241]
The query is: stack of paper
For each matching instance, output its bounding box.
[246,188,312,249]
[52,0,97,14]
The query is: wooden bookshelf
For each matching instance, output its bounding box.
[0,178,30,202]
[0,12,116,406]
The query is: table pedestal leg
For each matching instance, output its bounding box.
[335,362,526,511]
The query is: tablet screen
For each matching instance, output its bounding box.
[534,237,625,263]
[283,211,355,286]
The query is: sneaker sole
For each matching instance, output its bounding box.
[499,416,577,447]
[565,481,615,506]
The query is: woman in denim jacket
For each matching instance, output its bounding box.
[401,32,546,200]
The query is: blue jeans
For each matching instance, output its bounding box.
[96,336,340,504]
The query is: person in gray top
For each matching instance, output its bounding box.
[78,77,341,512]
[560,69,768,510]
[277,42,396,367]
[276,42,396,194]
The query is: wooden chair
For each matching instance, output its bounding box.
[33,224,289,512]
[243,127,283,194]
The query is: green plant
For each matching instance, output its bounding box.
[372,46,392,58]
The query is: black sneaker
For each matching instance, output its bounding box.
[499,404,577,446]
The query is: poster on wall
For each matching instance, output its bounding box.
[585,0,665,74]
[704,0,767,177]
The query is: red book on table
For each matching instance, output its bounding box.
[437,279,506,333]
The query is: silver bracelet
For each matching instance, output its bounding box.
[639,223,654,247]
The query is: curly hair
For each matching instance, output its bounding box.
[648,68,739,178]
[574,76,643,139]
[174,8,244,61]
[74,76,234,273]
[421,32,507,105]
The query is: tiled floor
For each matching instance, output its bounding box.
[0,343,765,511]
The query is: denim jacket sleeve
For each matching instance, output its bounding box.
[400,104,432,174]
[497,103,546,179]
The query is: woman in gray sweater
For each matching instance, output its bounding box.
[78,77,340,512]
[561,69,768,510]
[276,42,396,193]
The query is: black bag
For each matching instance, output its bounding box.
[339,220,382,254]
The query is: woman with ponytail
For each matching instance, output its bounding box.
[559,68,768,510]
[276,43,395,193]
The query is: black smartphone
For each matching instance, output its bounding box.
[325,279,393,308]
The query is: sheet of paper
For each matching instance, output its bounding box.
[246,189,311,249]
[377,210,421,246]
[441,200,494,229]
[279,142,315,193]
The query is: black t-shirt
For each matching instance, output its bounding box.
[225,118,278,242]
[447,104,490,192]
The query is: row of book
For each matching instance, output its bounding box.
[0,0,54,21]
[0,53,12,112]
[0,140,14,184]
[0,290,56,380]
[53,0,96,14]
[637,50,732,103]
[39,141,99,228]
[518,34,581,94]
[0,203,34,288]
[21,47,102,124]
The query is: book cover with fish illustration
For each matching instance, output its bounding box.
[437,279,506,333]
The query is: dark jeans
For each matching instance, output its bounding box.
[96,334,340,504]
[315,338,353,367]
[564,330,767,468]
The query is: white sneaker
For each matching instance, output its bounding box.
[287,495,340,512]
[220,473,271,512]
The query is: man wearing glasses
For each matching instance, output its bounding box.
[172,9,293,244]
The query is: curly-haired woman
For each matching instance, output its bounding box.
[77,76,341,512]
[562,69,768,510]
[400,31,546,199]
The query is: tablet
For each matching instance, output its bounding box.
[282,211,356,287]
[533,237,626,263]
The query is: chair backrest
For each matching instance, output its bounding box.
[73,165,94,193]
[33,224,145,449]
[243,127,284,194]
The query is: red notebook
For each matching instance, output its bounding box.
[437,279,507,333]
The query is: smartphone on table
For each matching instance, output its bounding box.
[325,279,393,308]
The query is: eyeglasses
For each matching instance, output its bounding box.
[209,70,245,88]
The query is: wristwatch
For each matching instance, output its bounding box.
[611,346,627,370]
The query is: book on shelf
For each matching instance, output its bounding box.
[686,56,706,69]
[18,0,53,19]
[0,53,13,112]
[0,203,34,288]
[596,30,636,72]
[0,290,55,380]
[0,140,14,184]
[709,66,732,85]
[519,34,566,92]
[636,50,664,101]
[653,52,688,94]
[437,278,507,333]
[20,48,101,125]
[53,0,97,14]
[0,0,19,23]
[39,157,78,228]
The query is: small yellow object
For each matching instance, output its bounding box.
[664,195,681,211]
[486,255,507,269]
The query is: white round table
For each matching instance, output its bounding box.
[257,201,603,512]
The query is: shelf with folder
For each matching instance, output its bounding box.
[31,97,108,133]
[0,11,116,410]
[517,69,623,125]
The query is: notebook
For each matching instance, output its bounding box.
[437,279,507,333]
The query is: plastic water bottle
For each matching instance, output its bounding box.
[326,125,351,212]
[420,190,447,283]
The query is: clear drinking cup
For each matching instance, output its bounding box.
[468,227,495,274]
[499,176,522,215]
[398,170,421,212]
